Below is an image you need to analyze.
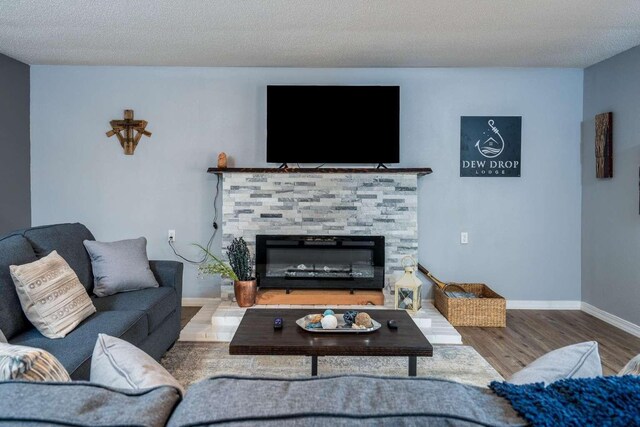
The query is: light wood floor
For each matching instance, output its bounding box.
[179,306,640,378]
[458,310,640,377]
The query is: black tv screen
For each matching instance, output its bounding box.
[267,85,400,164]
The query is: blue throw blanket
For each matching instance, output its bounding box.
[490,376,640,427]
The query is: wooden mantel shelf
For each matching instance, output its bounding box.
[207,167,433,176]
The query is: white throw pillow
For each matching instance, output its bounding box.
[619,353,640,376]
[10,251,96,339]
[91,334,184,396]
[0,342,71,381]
[83,237,159,297]
[508,341,602,385]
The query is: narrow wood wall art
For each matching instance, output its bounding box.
[595,112,613,178]
[106,109,152,155]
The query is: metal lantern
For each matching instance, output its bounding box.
[394,256,423,313]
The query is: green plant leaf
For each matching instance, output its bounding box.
[193,244,239,281]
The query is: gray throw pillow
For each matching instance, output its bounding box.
[83,237,158,297]
[0,329,6,343]
[508,341,602,385]
[91,334,184,396]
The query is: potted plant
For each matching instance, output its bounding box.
[197,237,257,307]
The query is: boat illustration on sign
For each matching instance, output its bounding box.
[474,120,505,159]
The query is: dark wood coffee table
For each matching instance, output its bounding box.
[229,309,433,376]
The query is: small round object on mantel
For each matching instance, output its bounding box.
[321,314,338,329]
[355,312,373,328]
[217,152,228,169]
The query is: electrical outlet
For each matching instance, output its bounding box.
[460,232,468,245]
[168,230,176,242]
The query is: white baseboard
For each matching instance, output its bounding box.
[507,300,582,310]
[581,302,640,338]
[182,297,217,307]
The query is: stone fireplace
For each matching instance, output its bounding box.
[181,169,462,345]
[222,173,419,280]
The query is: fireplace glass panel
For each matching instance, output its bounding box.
[267,248,375,280]
[256,235,385,290]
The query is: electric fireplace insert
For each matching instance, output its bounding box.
[255,235,385,291]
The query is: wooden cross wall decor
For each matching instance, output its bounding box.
[106,109,152,155]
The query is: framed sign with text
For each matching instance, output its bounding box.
[460,116,521,177]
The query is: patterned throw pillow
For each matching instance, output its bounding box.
[619,354,640,376]
[10,251,96,339]
[0,342,71,381]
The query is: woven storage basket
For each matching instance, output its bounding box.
[433,283,506,327]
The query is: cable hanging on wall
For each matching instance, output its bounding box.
[168,174,220,264]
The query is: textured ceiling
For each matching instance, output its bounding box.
[1,0,640,68]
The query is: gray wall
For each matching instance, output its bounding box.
[30,66,583,300]
[0,54,30,235]
[582,45,640,323]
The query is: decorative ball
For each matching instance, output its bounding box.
[321,314,338,329]
[343,310,358,326]
[355,312,373,328]
[323,309,335,317]
[401,297,413,310]
[307,314,323,324]
[308,322,323,329]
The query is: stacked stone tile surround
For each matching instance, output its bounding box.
[222,173,418,277]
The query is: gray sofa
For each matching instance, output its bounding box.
[0,222,183,380]
[0,376,526,426]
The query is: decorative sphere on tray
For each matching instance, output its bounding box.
[307,314,323,324]
[323,309,335,317]
[355,312,373,328]
[321,314,338,329]
[343,310,358,326]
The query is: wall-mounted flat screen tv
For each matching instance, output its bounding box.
[267,85,400,164]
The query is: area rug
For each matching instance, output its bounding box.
[161,342,502,390]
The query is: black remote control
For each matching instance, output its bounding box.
[274,317,283,329]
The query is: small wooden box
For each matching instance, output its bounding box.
[434,283,506,327]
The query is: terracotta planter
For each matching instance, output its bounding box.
[234,279,257,307]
